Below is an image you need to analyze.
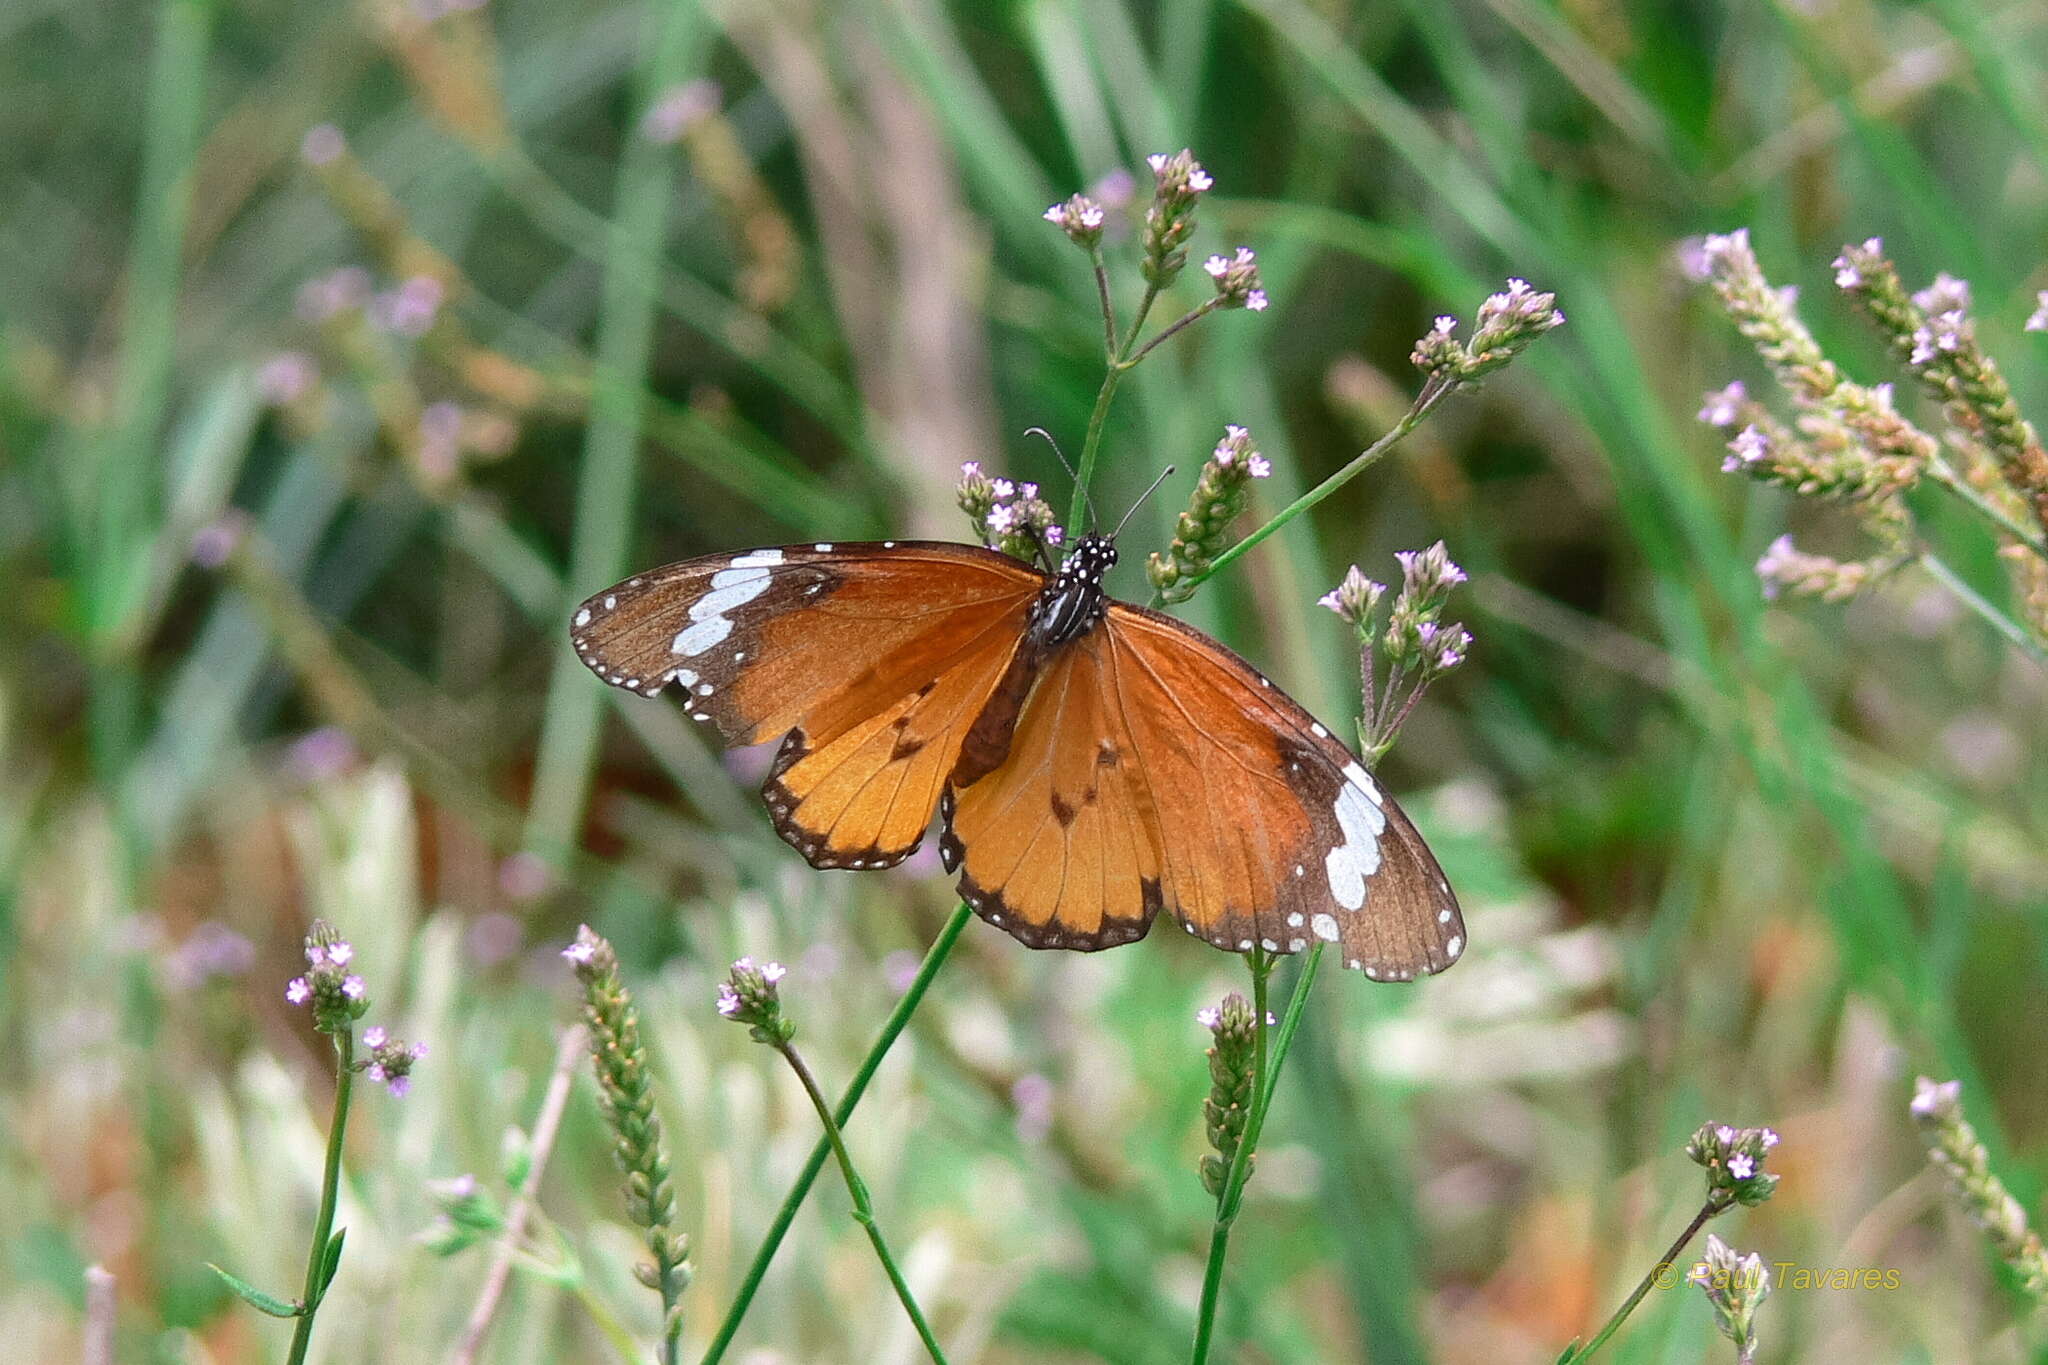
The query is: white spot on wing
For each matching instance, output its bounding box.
[672,615,733,655]
[1310,722,1328,738]
[1446,935,1463,958]
[1323,766,1387,910]
[672,563,776,656]
[731,549,785,568]
[1311,913,1339,942]
[603,595,616,610]
[814,543,832,551]
[575,607,591,627]
[1286,912,1303,927]
[1437,908,1451,924]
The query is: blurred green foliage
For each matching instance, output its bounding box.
[4,0,2047,1360]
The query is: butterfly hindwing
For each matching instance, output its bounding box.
[940,628,1167,949]
[572,542,1043,868]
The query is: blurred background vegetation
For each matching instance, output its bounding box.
[5,0,2047,1360]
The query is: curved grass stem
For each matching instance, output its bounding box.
[1180,377,1461,598]
[1065,280,1166,536]
[699,903,973,1364]
[284,1030,355,1365]
[1566,1197,1727,1363]
[1919,550,2048,663]
[1189,945,1324,1364]
[778,1043,950,1363]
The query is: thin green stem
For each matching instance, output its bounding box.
[568,1279,647,1365]
[285,1030,356,1365]
[1249,960,1272,1149]
[1068,368,1128,538]
[1180,377,1462,597]
[1926,459,2048,557]
[1064,278,1166,537]
[1918,550,2048,662]
[1568,1198,1727,1364]
[1121,299,1223,370]
[699,903,973,1365]
[778,1044,949,1364]
[1189,946,1323,1365]
[1091,247,1119,357]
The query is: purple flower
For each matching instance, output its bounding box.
[300,124,346,166]
[1697,381,1747,429]
[1203,247,1268,311]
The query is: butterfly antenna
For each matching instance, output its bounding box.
[1025,427,1099,533]
[1110,465,1177,541]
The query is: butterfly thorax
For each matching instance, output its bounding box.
[1028,534,1117,648]
[953,535,1116,787]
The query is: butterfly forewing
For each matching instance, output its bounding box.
[572,541,1043,867]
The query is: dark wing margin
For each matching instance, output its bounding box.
[1099,600,1466,980]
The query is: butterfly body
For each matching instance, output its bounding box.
[571,537,1465,980]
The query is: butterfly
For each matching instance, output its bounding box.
[570,533,1465,980]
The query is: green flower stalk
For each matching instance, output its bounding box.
[957,462,1064,563]
[1697,231,1930,500]
[1139,149,1211,288]
[1042,193,1106,250]
[563,926,691,1362]
[1147,426,1271,603]
[1410,278,1566,392]
[1911,1076,2048,1305]
[1689,1234,1771,1364]
[1197,994,1259,1199]
[1698,231,2048,648]
[1684,1121,1785,1210]
[1561,1121,1782,1365]
[209,920,421,1365]
[1835,240,2048,527]
[715,957,950,1363]
[1320,543,1472,763]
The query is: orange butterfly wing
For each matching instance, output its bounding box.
[571,542,1042,868]
[944,601,1464,980]
[937,626,1166,949]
